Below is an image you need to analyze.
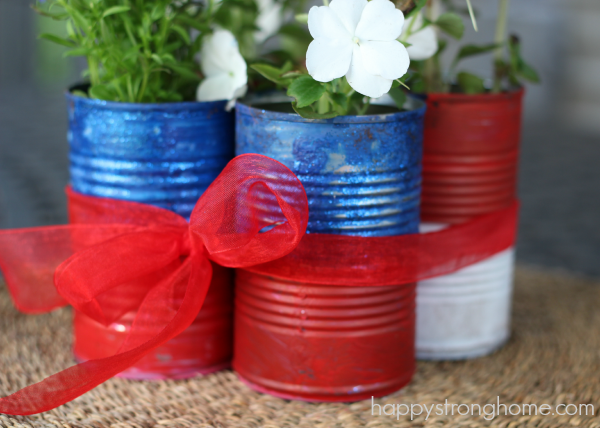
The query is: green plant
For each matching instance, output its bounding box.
[252,62,409,118]
[491,0,539,93]
[406,0,539,94]
[34,0,215,103]
[251,0,416,119]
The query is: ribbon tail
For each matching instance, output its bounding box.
[0,225,126,314]
[245,201,519,286]
[0,254,213,415]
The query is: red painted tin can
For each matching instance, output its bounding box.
[233,99,425,401]
[421,89,523,224]
[73,264,233,380]
[234,271,416,401]
[416,89,523,360]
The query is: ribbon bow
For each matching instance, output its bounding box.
[0,154,308,415]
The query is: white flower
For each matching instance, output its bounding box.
[400,12,438,61]
[196,29,248,105]
[255,0,284,44]
[306,0,410,98]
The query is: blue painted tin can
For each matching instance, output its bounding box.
[66,90,235,380]
[235,102,424,236]
[66,92,234,219]
[233,98,426,401]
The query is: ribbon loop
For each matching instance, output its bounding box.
[0,154,309,415]
[189,154,309,267]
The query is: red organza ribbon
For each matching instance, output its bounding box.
[0,154,309,415]
[248,201,518,286]
[0,151,518,415]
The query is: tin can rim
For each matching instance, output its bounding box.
[236,92,426,124]
[65,83,228,112]
[421,86,525,103]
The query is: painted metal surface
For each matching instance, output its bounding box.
[66,92,234,219]
[233,99,425,401]
[66,93,235,379]
[418,222,515,359]
[417,90,523,360]
[421,90,523,224]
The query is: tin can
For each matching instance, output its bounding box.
[66,90,235,379]
[234,98,425,401]
[416,90,523,360]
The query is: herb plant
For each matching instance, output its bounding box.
[34,0,216,103]
[405,0,540,94]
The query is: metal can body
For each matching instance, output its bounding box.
[66,93,235,379]
[417,90,522,360]
[234,101,425,401]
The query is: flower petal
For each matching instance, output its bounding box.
[255,0,283,44]
[201,29,247,78]
[306,38,354,82]
[308,5,351,40]
[329,0,368,36]
[346,45,392,98]
[406,25,438,61]
[360,40,410,80]
[197,74,237,102]
[355,0,404,42]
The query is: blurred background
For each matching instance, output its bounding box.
[0,0,598,277]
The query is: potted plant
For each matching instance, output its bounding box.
[33,0,257,379]
[232,0,431,402]
[400,0,540,360]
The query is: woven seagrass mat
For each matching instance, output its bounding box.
[1,267,600,428]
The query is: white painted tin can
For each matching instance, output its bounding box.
[416,223,515,360]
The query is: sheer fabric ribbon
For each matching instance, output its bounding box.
[0,153,518,415]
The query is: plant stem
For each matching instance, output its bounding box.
[358,97,371,115]
[423,0,442,93]
[465,0,478,32]
[87,55,100,86]
[492,0,510,93]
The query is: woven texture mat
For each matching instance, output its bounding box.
[1,267,600,428]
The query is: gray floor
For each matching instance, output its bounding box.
[1,88,599,278]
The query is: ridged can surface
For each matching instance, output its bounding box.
[234,100,425,401]
[421,89,523,224]
[66,92,235,379]
[417,222,515,359]
[417,90,522,360]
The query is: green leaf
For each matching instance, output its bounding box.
[63,47,90,57]
[169,64,201,81]
[388,87,407,110]
[89,84,117,101]
[330,93,348,111]
[102,6,131,19]
[150,4,166,21]
[519,62,540,83]
[292,103,339,119]
[457,72,486,94]
[287,75,326,109]
[251,63,292,87]
[171,24,191,45]
[39,33,76,48]
[31,5,69,20]
[455,43,498,63]
[406,0,427,19]
[508,36,541,84]
[435,12,465,39]
[278,24,312,43]
[280,71,305,79]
